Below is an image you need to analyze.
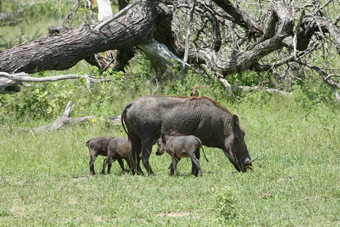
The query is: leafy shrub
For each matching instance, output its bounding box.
[0,77,76,122]
[0,57,337,125]
[292,72,335,109]
[215,186,239,224]
[227,71,265,87]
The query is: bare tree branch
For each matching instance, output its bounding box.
[32,101,95,134]
[212,0,262,34]
[0,0,339,101]
[62,0,81,29]
[297,15,340,51]
[0,72,106,83]
[298,63,340,101]
[94,0,141,32]
[138,38,189,73]
[180,0,196,82]
[191,2,294,76]
[234,86,293,96]
[0,72,111,94]
[0,0,155,74]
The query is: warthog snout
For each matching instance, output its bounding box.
[244,157,257,170]
[245,158,252,166]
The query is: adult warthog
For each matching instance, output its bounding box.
[121,95,255,174]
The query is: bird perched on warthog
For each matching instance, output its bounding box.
[190,85,200,97]
[121,95,256,175]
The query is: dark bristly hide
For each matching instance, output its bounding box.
[121,95,252,175]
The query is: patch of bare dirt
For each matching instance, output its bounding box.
[156,212,190,217]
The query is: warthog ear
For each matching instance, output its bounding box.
[231,114,239,127]
[161,133,166,143]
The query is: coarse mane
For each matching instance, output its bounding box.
[142,95,232,115]
[186,95,232,115]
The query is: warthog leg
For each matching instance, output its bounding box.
[117,158,127,172]
[140,139,154,175]
[130,139,144,175]
[89,155,97,175]
[101,157,109,174]
[191,155,201,177]
[171,156,179,176]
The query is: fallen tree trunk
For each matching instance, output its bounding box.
[0,0,155,74]
[0,0,338,100]
[32,101,95,134]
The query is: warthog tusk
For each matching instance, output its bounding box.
[250,157,258,163]
[246,166,254,171]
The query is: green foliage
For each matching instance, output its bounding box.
[0,72,76,121]
[215,186,238,224]
[0,2,339,224]
[0,1,91,50]
[1,64,337,125]
[0,68,142,123]
[227,71,265,87]
[0,94,339,226]
[292,72,335,109]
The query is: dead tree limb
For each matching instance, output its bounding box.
[0,0,339,100]
[32,101,95,134]
[307,66,340,101]
[233,86,293,96]
[190,2,293,75]
[94,0,141,32]
[212,0,262,34]
[180,0,196,82]
[0,0,155,74]
[0,72,110,94]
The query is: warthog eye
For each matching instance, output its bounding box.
[241,129,245,137]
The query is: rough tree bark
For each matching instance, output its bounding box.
[0,1,155,74]
[85,0,135,71]
[0,0,338,98]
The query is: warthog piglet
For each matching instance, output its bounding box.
[156,134,208,177]
[86,137,131,175]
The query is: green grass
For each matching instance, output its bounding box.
[0,1,339,225]
[0,1,94,51]
[0,92,339,226]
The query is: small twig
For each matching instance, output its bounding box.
[324,74,340,80]
[102,55,117,71]
[94,0,141,32]
[62,0,80,29]
[314,0,333,15]
[152,74,159,95]
[298,62,340,101]
[63,101,72,117]
[86,0,96,23]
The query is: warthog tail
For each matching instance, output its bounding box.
[201,146,209,162]
[121,103,132,135]
[194,137,209,162]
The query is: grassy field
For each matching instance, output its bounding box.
[0,92,339,226]
[1,1,339,225]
